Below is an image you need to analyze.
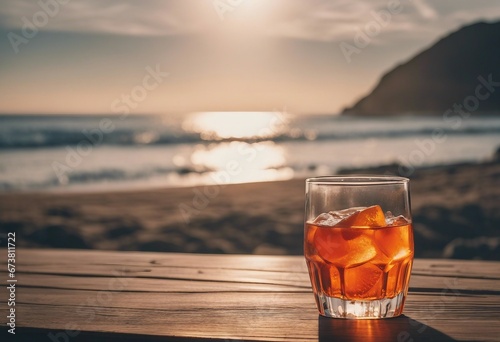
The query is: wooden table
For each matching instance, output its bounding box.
[2,249,500,341]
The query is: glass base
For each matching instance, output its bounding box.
[316,292,406,319]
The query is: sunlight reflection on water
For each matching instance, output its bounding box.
[190,141,294,184]
[179,112,294,184]
[182,111,289,140]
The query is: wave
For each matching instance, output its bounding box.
[0,163,298,191]
[0,128,201,149]
[0,165,213,191]
[1,126,500,149]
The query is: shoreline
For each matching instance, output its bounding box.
[1,160,499,260]
[0,158,495,196]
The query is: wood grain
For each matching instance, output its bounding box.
[1,249,499,341]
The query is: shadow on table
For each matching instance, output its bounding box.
[319,315,457,342]
[16,328,231,342]
[17,316,457,342]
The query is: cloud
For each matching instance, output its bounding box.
[411,0,438,19]
[0,0,498,41]
[262,0,500,44]
[263,0,425,42]
[0,0,199,36]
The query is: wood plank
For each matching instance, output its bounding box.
[0,264,310,288]
[1,249,499,341]
[2,270,499,295]
[7,248,500,276]
[1,272,306,293]
[11,292,500,341]
[6,249,500,280]
[3,249,499,291]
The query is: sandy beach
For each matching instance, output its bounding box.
[1,160,499,260]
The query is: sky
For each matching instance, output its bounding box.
[1,0,500,115]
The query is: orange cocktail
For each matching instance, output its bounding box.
[304,177,414,319]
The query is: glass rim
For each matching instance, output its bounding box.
[306,175,409,186]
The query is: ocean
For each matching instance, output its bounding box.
[1,112,499,192]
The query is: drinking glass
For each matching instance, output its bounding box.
[304,176,414,319]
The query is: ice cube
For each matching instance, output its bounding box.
[314,228,376,267]
[328,207,366,221]
[314,226,348,262]
[343,234,377,266]
[374,222,413,259]
[336,205,386,228]
[312,212,336,226]
[312,206,384,267]
[344,262,384,299]
[312,207,366,226]
[386,214,411,226]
